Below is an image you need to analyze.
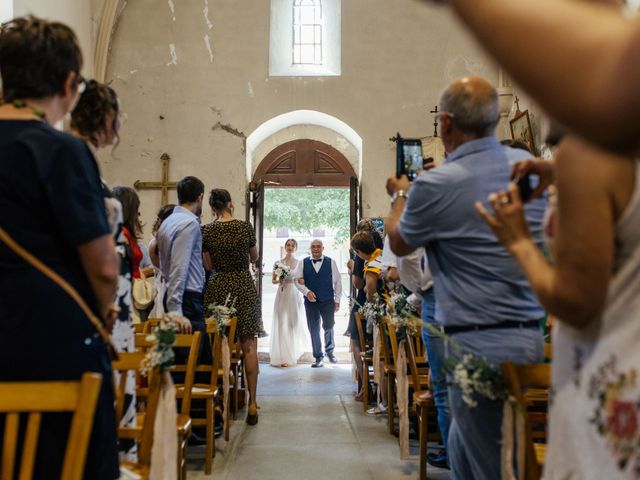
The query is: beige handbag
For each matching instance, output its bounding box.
[132,269,157,310]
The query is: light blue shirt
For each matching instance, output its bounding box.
[398,136,546,326]
[157,205,205,315]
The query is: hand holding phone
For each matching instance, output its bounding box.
[513,172,534,203]
[396,133,424,181]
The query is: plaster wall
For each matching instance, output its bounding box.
[100,0,495,237]
[13,0,97,77]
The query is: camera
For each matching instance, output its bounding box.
[396,133,424,181]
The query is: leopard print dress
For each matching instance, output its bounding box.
[202,219,263,336]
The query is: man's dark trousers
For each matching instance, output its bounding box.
[164,290,213,377]
[304,299,335,361]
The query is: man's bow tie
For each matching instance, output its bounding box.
[312,258,322,264]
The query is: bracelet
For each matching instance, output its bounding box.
[391,189,408,205]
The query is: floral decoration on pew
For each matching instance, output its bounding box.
[206,293,237,334]
[387,291,422,336]
[357,293,386,334]
[140,314,180,374]
[273,260,291,291]
[426,324,508,408]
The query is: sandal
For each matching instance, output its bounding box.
[366,405,387,415]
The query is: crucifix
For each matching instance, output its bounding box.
[429,105,440,137]
[133,153,177,206]
[514,95,522,114]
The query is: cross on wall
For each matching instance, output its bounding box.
[133,153,177,206]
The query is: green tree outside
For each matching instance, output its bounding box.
[263,188,350,243]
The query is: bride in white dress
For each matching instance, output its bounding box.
[270,239,308,367]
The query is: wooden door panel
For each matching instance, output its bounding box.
[254,139,356,187]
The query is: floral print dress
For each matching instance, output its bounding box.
[544,162,640,479]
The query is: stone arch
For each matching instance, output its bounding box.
[246,110,363,182]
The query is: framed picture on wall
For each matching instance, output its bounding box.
[509,110,536,155]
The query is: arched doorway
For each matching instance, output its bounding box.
[247,139,361,359]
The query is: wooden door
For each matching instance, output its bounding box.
[253,139,356,187]
[349,175,362,238]
[246,180,265,298]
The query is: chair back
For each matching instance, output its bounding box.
[0,372,103,480]
[501,362,551,480]
[384,318,400,366]
[405,333,423,393]
[142,317,161,334]
[112,353,163,469]
[135,332,201,415]
[354,312,372,350]
[377,317,394,369]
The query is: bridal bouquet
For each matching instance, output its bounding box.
[274,261,291,291]
[387,291,422,336]
[206,294,237,334]
[426,324,507,408]
[140,314,180,375]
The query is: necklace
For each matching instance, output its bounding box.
[0,99,46,120]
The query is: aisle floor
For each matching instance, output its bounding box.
[187,363,450,480]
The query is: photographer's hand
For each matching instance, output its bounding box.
[386,174,410,197]
[511,158,555,201]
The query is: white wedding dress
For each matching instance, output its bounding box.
[270,259,308,366]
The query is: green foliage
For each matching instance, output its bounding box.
[263,188,350,242]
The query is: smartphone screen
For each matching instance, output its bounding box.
[396,134,424,181]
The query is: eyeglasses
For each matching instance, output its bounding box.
[435,111,455,123]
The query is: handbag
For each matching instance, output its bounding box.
[132,268,157,310]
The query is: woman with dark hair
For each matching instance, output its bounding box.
[202,188,262,425]
[70,79,140,459]
[70,79,120,151]
[347,219,383,401]
[148,203,176,318]
[70,79,121,227]
[0,16,120,479]
[109,185,141,459]
[350,230,389,415]
[269,238,307,367]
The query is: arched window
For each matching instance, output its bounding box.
[292,0,322,65]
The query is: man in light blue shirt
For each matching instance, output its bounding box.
[157,176,210,363]
[386,77,546,480]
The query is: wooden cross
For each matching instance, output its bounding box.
[133,153,177,206]
[514,95,522,114]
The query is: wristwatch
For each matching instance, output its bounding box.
[390,189,408,205]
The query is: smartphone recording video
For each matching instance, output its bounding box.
[396,133,424,181]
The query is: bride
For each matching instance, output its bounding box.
[270,238,307,367]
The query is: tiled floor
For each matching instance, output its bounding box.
[186,363,450,480]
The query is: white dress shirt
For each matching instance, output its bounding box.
[293,256,343,303]
[382,236,433,304]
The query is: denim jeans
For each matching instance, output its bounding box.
[421,288,450,461]
[446,327,543,480]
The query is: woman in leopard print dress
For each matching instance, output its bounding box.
[202,188,262,425]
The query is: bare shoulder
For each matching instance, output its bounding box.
[556,137,635,219]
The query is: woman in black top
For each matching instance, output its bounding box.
[0,17,120,479]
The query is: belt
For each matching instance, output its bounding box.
[441,319,540,335]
